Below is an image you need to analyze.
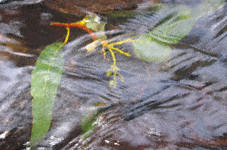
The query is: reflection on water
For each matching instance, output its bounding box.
[0,0,227,149]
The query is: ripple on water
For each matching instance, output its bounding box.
[1,0,227,149]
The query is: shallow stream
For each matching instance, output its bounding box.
[0,0,227,149]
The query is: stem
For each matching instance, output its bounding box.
[64,27,70,44]
[108,47,116,66]
[51,22,96,41]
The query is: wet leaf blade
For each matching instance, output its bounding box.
[30,42,64,147]
[133,34,171,62]
[133,0,225,62]
[84,14,107,40]
[149,16,196,44]
[149,0,225,44]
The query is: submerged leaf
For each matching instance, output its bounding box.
[85,14,107,40]
[84,14,105,32]
[133,0,225,62]
[30,42,64,147]
[149,9,194,44]
[133,34,171,62]
[81,107,102,140]
[149,0,225,44]
[146,4,193,44]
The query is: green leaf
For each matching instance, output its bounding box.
[81,112,96,134]
[81,107,100,140]
[84,14,107,40]
[133,34,171,62]
[85,14,106,32]
[149,8,194,44]
[29,42,64,147]
[149,0,225,44]
[192,0,225,18]
[133,0,225,62]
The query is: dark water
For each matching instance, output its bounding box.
[0,0,227,149]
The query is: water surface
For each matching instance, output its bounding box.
[0,0,227,149]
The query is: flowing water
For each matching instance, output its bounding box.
[0,0,227,149]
